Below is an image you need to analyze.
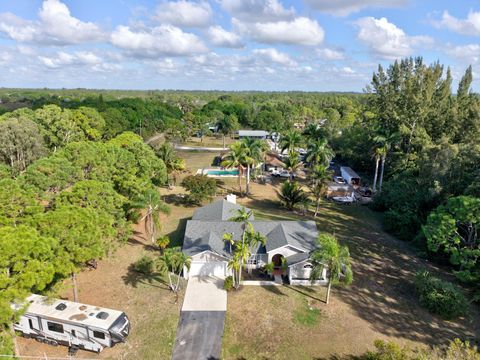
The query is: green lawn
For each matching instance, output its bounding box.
[226,188,480,359]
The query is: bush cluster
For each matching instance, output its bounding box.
[223,276,234,291]
[414,271,467,319]
[134,256,155,275]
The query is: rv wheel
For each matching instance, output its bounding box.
[48,340,58,346]
[34,337,44,343]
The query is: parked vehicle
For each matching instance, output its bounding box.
[333,176,346,184]
[340,166,361,186]
[13,294,130,354]
[271,169,294,178]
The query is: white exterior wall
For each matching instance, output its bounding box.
[14,314,110,352]
[184,251,232,279]
[288,263,328,286]
[267,245,303,263]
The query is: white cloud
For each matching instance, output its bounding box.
[355,17,432,59]
[317,48,345,60]
[431,11,480,36]
[220,0,295,22]
[0,0,103,45]
[154,1,212,28]
[234,17,324,46]
[445,44,480,64]
[207,26,244,48]
[38,51,121,72]
[110,25,208,57]
[304,0,408,17]
[252,48,297,66]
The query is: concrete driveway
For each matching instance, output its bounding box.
[172,276,227,360]
[181,276,227,311]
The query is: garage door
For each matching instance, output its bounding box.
[188,261,227,278]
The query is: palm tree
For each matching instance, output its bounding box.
[241,138,269,195]
[155,235,170,254]
[221,142,249,195]
[133,188,170,243]
[155,143,185,187]
[309,165,332,217]
[279,130,302,154]
[278,181,308,211]
[157,248,191,293]
[305,139,335,167]
[227,208,263,288]
[282,150,302,181]
[302,122,323,141]
[229,207,254,244]
[372,131,399,191]
[310,234,353,305]
[217,113,239,149]
[223,232,235,254]
[371,147,383,192]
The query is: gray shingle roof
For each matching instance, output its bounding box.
[183,204,318,258]
[286,252,310,266]
[192,200,254,221]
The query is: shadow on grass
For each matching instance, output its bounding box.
[260,285,286,296]
[313,355,362,360]
[122,263,170,291]
[166,217,189,248]
[284,285,325,303]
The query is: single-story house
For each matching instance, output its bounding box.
[182,198,327,285]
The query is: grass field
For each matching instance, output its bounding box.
[16,148,480,359]
[16,187,197,359]
[222,182,480,360]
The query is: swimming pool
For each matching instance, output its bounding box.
[196,168,239,177]
[207,169,239,176]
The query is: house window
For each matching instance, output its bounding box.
[47,322,64,333]
[303,264,314,269]
[93,330,105,339]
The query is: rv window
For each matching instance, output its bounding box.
[47,322,64,333]
[71,330,76,337]
[28,319,33,329]
[93,331,105,339]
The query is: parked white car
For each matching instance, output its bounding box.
[333,176,346,184]
[271,169,294,178]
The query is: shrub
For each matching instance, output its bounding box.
[0,332,13,356]
[414,270,467,319]
[364,339,411,360]
[181,175,217,205]
[133,255,155,275]
[224,276,234,291]
[363,338,480,360]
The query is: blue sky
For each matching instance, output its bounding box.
[0,0,478,91]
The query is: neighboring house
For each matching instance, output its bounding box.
[237,130,269,139]
[182,198,327,285]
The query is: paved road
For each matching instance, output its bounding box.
[172,277,227,360]
[174,145,228,151]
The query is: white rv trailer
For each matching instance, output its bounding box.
[13,294,130,353]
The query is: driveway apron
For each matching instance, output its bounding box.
[172,276,227,360]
